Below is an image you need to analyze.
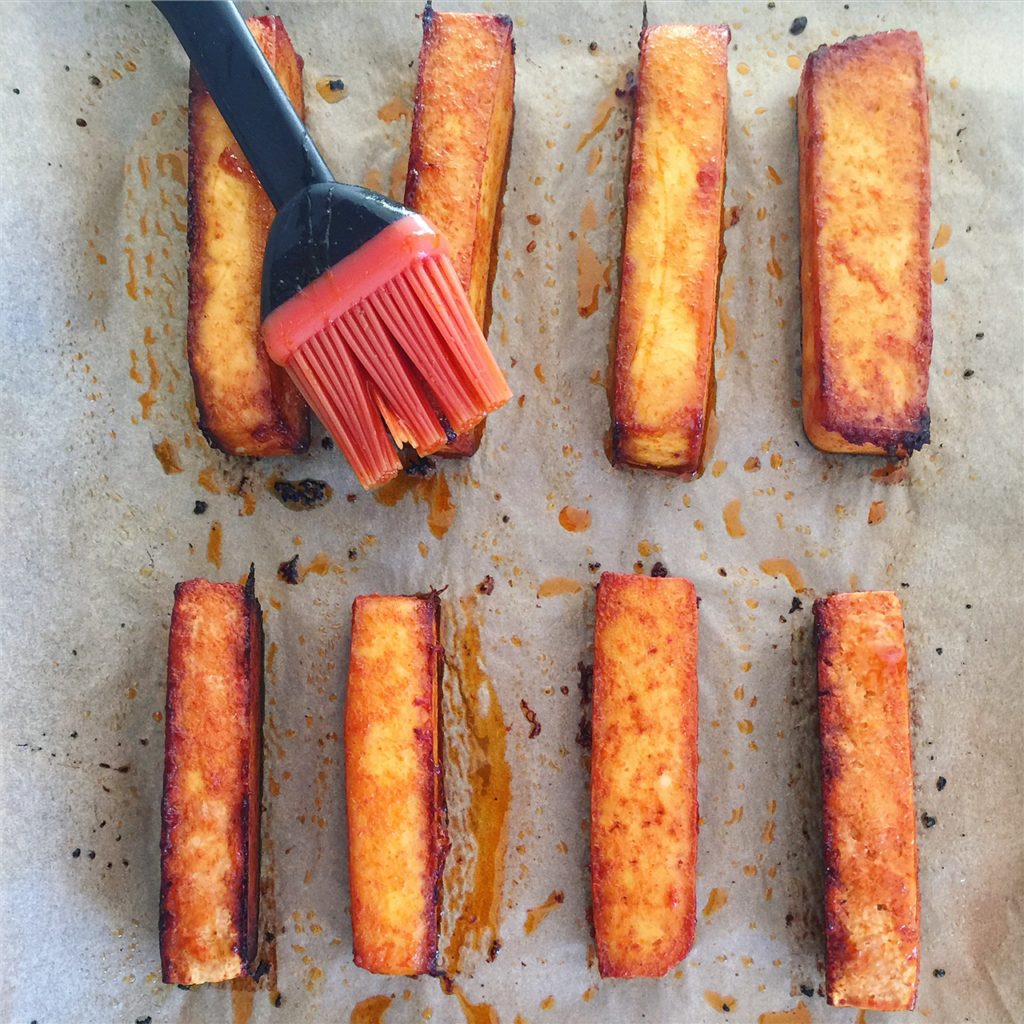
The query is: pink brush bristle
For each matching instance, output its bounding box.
[263,217,513,490]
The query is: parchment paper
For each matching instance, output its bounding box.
[1,3,1021,1023]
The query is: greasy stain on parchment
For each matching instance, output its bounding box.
[440,594,512,973]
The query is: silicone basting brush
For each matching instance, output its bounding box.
[157,1,511,487]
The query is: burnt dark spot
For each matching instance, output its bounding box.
[136,1017,152,1024]
[272,478,332,510]
[576,662,593,749]
[936,647,943,655]
[12,87,20,95]
[789,15,807,35]
[963,369,974,378]
[487,938,502,961]
[937,776,947,791]
[520,699,541,739]
[274,994,283,1008]
[799,984,814,997]
[933,968,946,978]
[975,332,984,339]
[718,568,727,577]
[89,75,102,87]
[615,70,636,98]
[588,41,598,52]
[348,548,358,560]
[588,562,601,572]
[346,493,357,503]
[405,455,436,477]
[88,850,96,859]
[502,514,510,524]
[76,117,87,127]
[72,848,81,858]
[320,435,334,450]
[921,813,937,829]
[789,596,803,614]
[650,561,668,578]
[478,575,495,595]
[193,500,207,515]
[277,555,300,585]
[327,78,345,92]
[251,959,271,981]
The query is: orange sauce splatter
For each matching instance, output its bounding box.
[231,986,255,1024]
[538,577,582,597]
[444,596,511,973]
[767,236,784,279]
[638,540,655,557]
[871,461,908,485]
[702,887,729,917]
[351,995,394,1024]
[767,165,782,185]
[207,521,223,568]
[156,150,187,187]
[712,460,727,478]
[534,363,546,383]
[153,438,182,474]
[124,247,138,300]
[363,167,383,193]
[300,552,332,580]
[868,500,887,525]
[129,350,143,383]
[139,346,161,419]
[582,986,597,1002]
[757,999,811,1024]
[705,991,737,1013]
[389,154,409,202]
[374,470,457,539]
[197,467,222,494]
[524,890,564,935]
[377,97,412,123]
[744,456,761,472]
[151,110,165,126]
[723,499,746,538]
[577,198,610,318]
[762,819,776,844]
[558,506,591,532]
[717,277,737,378]
[316,76,348,103]
[759,558,806,592]
[770,452,783,469]
[932,257,947,284]
[576,96,615,152]
[443,982,499,1024]
[738,720,754,735]
[586,145,603,175]
[855,1013,867,1024]
[540,996,555,1011]
[137,155,152,190]
[933,223,952,249]
[737,62,751,75]
[726,807,743,825]
[787,54,801,69]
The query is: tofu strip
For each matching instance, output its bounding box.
[160,572,264,985]
[405,6,515,458]
[798,31,932,456]
[814,591,920,1010]
[345,594,447,975]
[611,24,729,475]
[591,572,699,977]
[187,16,309,456]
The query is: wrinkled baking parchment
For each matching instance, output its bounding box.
[1,2,1021,1023]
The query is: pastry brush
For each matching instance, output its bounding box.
[156,0,511,488]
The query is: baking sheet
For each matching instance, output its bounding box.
[1,2,1022,1022]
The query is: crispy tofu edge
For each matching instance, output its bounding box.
[590,571,699,978]
[406,7,516,460]
[345,592,448,975]
[186,15,310,457]
[159,570,264,985]
[798,31,932,458]
[814,591,920,1011]
[610,24,729,477]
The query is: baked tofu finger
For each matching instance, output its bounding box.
[187,15,309,456]
[798,31,932,457]
[591,572,700,978]
[814,591,920,1010]
[160,570,264,986]
[405,5,516,458]
[345,594,448,975]
[611,24,729,475]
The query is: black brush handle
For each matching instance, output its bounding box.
[155,0,334,208]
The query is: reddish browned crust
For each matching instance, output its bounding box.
[160,570,264,985]
[611,24,729,475]
[591,572,699,977]
[187,15,309,456]
[405,7,515,458]
[814,591,919,1010]
[798,31,932,457]
[345,594,448,975]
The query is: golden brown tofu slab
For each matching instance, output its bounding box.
[344,594,447,975]
[187,15,309,456]
[591,572,699,978]
[814,591,919,1010]
[160,570,264,986]
[611,24,729,475]
[405,6,515,458]
[799,31,932,457]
